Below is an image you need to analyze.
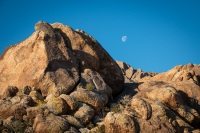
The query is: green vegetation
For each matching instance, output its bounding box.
[36,100,44,107]
[110,104,120,113]
[85,83,95,91]
[110,95,132,113]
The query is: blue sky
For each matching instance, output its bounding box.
[0,0,200,72]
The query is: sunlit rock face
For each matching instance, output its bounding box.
[0,21,200,133]
[0,21,124,97]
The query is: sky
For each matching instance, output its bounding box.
[0,0,200,73]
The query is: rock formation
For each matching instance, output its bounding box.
[0,21,124,97]
[0,21,200,132]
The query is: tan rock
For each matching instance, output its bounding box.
[131,98,152,120]
[34,21,55,38]
[70,89,108,110]
[137,81,200,127]
[46,97,68,115]
[146,86,180,109]
[78,69,112,98]
[116,60,157,82]
[0,95,34,120]
[52,23,124,96]
[104,112,137,133]
[26,107,43,119]
[29,91,44,103]
[33,113,69,133]
[148,64,200,84]
[59,94,78,112]
[0,23,80,96]
[74,103,94,124]
[63,115,84,128]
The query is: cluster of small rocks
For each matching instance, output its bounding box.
[0,84,108,132]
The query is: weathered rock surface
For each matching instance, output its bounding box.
[46,96,68,115]
[52,23,124,96]
[104,112,137,133]
[0,21,200,132]
[0,95,34,120]
[116,60,157,82]
[0,21,124,98]
[33,113,69,132]
[59,94,78,112]
[74,102,94,124]
[0,27,80,97]
[70,89,108,111]
[143,64,200,84]
[77,69,113,98]
[63,115,84,129]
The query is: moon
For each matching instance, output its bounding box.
[122,36,127,42]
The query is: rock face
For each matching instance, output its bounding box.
[52,23,124,96]
[110,63,200,133]
[0,21,200,132]
[104,112,137,133]
[0,21,124,97]
[116,60,157,82]
[148,63,200,84]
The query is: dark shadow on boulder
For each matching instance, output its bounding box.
[132,117,140,133]
[113,82,141,102]
[54,28,73,50]
[177,90,200,129]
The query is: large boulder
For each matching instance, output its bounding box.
[74,102,94,124]
[52,23,124,96]
[59,94,78,112]
[70,89,108,111]
[69,69,111,111]
[77,69,113,98]
[134,81,200,131]
[104,112,137,133]
[46,96,68,115]
[0,21,124,97]
[33,113,69,132]
[0,21,80,96]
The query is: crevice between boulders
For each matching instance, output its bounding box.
[68,58,82,95]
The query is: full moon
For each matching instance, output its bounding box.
[122,36,127,42]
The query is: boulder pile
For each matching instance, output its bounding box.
[0,21,199,132]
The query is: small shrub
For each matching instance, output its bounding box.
[86,121,95,129]
[118,95,132,107]
[110,95,132,113]
[7,120,27,133]
[36,100,44,107]
[85,83,95,91]
[110,104,120,113]
[104,107,110,112]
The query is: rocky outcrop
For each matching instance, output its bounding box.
[0,21,200,132]
[52,24,124,96]
[116,60,157,82]
[0,25,80,96]
[104,64,200,133]
[0,21,124,97]
[147,64,200,85]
